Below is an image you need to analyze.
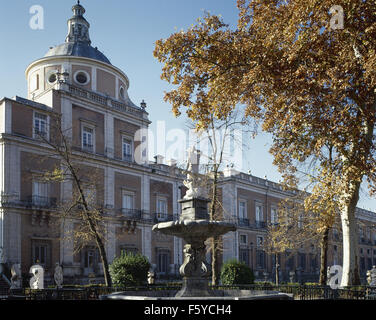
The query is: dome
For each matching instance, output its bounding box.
[44,42,111,65]
[44,1,111,65]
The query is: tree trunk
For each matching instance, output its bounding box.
[275,254,280,286]
[95,235,112,287]
[70,165,113,287]
[340,181,361,287]
[210,165,219,285]
[319,226,329,285]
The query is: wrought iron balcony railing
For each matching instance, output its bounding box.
[1,194,57,209]
[120,208,143,220]
[122,154,133,163]
[238,218,250,227]
[26,195,57,209]
[154,213,175,223]
[82,143,94,153]
[252,220,267,229]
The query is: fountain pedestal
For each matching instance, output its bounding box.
[153,196,236,297]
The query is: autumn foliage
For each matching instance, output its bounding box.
[154,0,376,286]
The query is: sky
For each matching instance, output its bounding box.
[0,0,375,211]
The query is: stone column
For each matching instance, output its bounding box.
[104,167,115,210]
[142,225,152,262]
[106,222,116,263]
[104,113,114,158]
[61,96,72,138]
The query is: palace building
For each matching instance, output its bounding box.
[0,2,375,285]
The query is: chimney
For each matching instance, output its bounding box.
[154,155,164,165]
[167,159,177,167]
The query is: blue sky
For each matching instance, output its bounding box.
[0,0,374,211]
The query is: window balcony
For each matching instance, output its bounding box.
[238,218,250,227]
[253,220,267,229]
[122,154,133,163]
[26,195,57,209]
[120,208,143,220]
[154,213,175,222]
[82,143,94,153]
[34,129,48,140]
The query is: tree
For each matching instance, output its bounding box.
[186,109,253,285]
[265,186,341,285]
[36,114,112,286]
[154,0,376,286]
[266,143,343,285]
[220,259,254,285]
[109,252,151,287]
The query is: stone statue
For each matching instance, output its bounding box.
[179,243,209,278]
[54,263,63,289]
[183,147,207,199]
[29,264,44,289]
[0,247,4,264]
[147,270,155,285]
[289,270,296,283]
[10,264,22,289]
[367,266,376,287]
[326,266,331,285]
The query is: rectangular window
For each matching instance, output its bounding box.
[84,248,98,269]
[34,112,48,139]
[82,125,94,152]
[32,241,51,267]
[122,192,134,215]
[157,250,169,273]
[360,257,366,271]
[367,258,372,270]
[83,186,96,207]
[32,180,49,206]
[310,254,317,270]
[240,234,247,245]
[286,254,295,270]
[298,253,306,269]
[256,250,265,269]
[256,236,263,247]
[239,201,247,219]
[271,207,278,224]
[122,137,133,162]
[239,249,250,266]
[255,202,263,222]
[157,198,168,221]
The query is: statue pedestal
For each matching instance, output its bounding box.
[176,238,211,298]
[176,277,211,297]
[179,197,210,220]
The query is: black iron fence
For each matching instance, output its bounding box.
[4,284,376,300]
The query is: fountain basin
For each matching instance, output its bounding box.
[152,219,236,240]
[100,289,293,300]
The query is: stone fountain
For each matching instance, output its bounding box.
[152,147,236,297]
[100,148,292,300]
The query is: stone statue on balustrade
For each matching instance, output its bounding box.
[147,270,155,285]
[54,263,64,289]
[29,263,44,289]
[10,264,22,289]
[367,266,376,287]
